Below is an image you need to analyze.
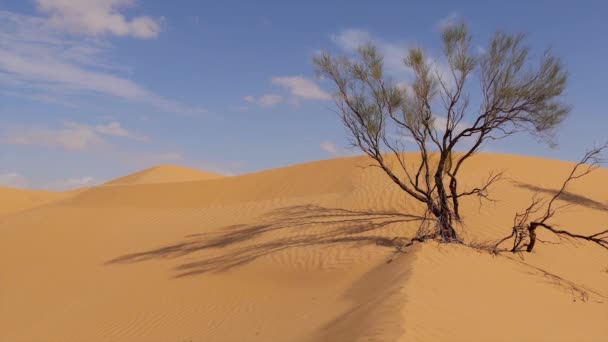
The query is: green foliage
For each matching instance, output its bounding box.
[313,22,570,237]
[480,31,569,138]
[442,23,477,74]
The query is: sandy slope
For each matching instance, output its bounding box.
[1,154,607,341]
[0,186,83,217]
[104,164,222,186]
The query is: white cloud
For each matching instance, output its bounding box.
[0,11,205,115]
[331,28,372,51]
[433,115,470,135]
[436,11,461,31]
[95,121,130,137]
[0,88,78,107]
[238,94,283,108]
[332,29,457,93]
[244,77,328,108]
[331,29,410,77]
[45,176,97,190]
[2,123,103,151]
[390,116,471,148]
[95,121,149,141]
[0,46,147,98]
[330,29,454,90]
[1,121,147,151]
[320,141,339,155]
[0,172,29,188]
[395,81,413,94]
[36,0,161,39]
[271,76,331,101]
[258,94,282,107]
[319,141,359,157]
[430,59,456,91]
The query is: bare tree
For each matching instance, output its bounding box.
[314,23,570,242]
[495,143,608,253]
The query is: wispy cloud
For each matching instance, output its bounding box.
[394,116,471,146]
[1,171,99,190]
[320,141,339,155]
[271,76,331,101]
[433,115,470,135]
[331,28,372,51]
[35,0,161,39]
[1,120,148,151]
[436,11,462,31]
[45,176,97,190]
[0,172,29,188]
[259,94,282,107]
[331,28,411,77]
[240,94,282,107]
[257,94,283,107]
[2,122,104,151]
[95,121,149,141]
[320,141,359,157]
[330,28,455,91]
[244,77,329,108]
[0,11,205,115]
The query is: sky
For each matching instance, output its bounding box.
[1,0,607,190]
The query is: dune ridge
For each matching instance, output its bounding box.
[1,153,607,341]
[103,164,222,186]
[0,186,84,217]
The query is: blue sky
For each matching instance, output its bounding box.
[1,0,607,189]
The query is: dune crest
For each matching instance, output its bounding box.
[1,154,607,341]
[0,186,82,217]
[103,164,223,186]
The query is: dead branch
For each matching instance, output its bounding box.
[496,143,608,253]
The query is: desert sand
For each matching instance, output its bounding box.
[104,164,223,186]
[0,186,83,217]
[1,154,607,341]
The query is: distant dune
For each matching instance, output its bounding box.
[0,186,81,217]
[1,154,607,341]
[103,164,222,186]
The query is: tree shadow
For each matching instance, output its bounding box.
[106,204,425,278]
[514,181,608,211]
[502,254,607,303]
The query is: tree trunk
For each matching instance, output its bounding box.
[526,224,538,252]
[434,153,459,242]
[449,177,461,221]
[437,207,457,241]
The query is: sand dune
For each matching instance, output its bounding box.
[0,186,83,217]
[1,154,607,341]
[104,164,222,186]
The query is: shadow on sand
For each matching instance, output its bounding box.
[106,204,424,277]
[514,181,608,211]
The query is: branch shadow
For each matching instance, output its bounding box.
[106,204,425,278]
[514,181,608,211]
[502,254,607,302]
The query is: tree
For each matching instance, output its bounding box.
[314,23,570,243]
